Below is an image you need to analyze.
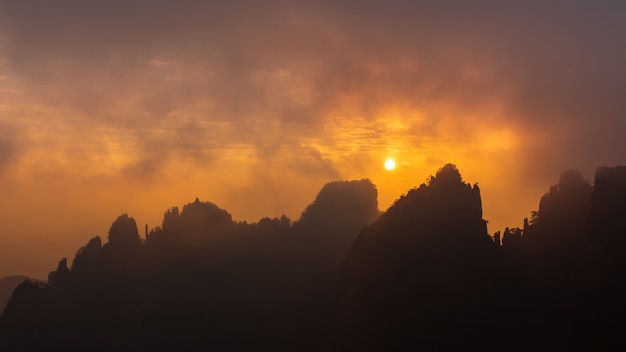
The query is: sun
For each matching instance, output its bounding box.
[384,158,396,170]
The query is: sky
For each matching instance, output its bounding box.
[1,1,626,279]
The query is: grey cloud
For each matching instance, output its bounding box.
[1,1,626,177]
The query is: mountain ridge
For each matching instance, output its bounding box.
[1,164,626,350]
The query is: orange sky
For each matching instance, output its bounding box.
[1,1,626,279]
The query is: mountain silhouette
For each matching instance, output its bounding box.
[0,276,29,316]
[2,164,626,350]
[0,179,379,350]
[333,164,497,350]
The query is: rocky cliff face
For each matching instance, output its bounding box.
[334,164,496,351]
[295,178,380,263]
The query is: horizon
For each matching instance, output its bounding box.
[2,1,626,280]
[0,163,606,280]
[3,160,625,349]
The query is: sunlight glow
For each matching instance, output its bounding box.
[384,158,396,170]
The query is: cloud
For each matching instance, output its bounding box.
[1,0,624,187]
[1,0,626,278]
[0,122,22,172]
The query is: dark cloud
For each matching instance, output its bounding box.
[2,1,624,136]
[2,2,623,174]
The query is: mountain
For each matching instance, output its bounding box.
[0,276,29,315]
[333,164,497,350]
[2,164,626,350]
[0,179,379,350]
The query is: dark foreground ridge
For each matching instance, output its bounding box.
[0,276,29,316]
[1,165,625,350]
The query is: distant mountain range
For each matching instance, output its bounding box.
[1,164,625,350]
